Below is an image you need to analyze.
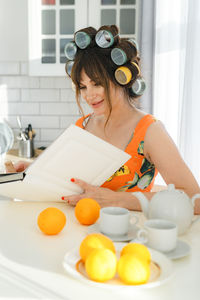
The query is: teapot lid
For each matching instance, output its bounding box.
[168,183,176,191]
[156,183,187,199]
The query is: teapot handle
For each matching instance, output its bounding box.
[191,194,200,226]
[191,193,200,207]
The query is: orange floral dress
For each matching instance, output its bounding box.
[76,114,158,192]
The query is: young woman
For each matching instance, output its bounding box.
[62,25,200,213]
[6,25,200,213]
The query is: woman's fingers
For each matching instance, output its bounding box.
[4,160,30,173]
[14,161,30,172]
[61,194,85,206]
[71,178,94,191]
[4,160,16,173]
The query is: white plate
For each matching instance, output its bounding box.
[87,223,139,242]
[63,242,174,290]
[164,240,191,260]
[0,121,14,155]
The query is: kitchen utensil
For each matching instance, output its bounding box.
[133,184,200,235]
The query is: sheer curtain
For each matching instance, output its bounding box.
[153,0,200,185]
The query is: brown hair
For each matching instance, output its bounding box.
[67,25,141,127]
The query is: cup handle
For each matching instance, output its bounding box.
[136,229,148,244]
[130,214,139,226]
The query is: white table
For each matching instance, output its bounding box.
[0,199,200,300]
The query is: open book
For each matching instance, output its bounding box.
[0,125,131,202]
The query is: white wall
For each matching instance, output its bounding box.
[0,0,28,61]
[0,0,84,148]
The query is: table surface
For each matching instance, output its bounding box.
[0,200,200,300]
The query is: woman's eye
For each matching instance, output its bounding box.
[79,86,86,90]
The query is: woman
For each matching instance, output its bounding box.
[6,25,200,213]
[63,25,200,213]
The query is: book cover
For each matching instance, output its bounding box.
[0,172,25,183]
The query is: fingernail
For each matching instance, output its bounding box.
[70,178,75,182]
[61,196,65,200]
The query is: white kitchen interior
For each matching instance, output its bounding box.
[0,0,154,149]
[0,1,200,299]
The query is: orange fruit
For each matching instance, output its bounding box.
[79,233,116,262]
[85,248,117,282]
[37,207,66,235]
[75,198,100,225]
[117,253,151,285]
[120,243,151,264]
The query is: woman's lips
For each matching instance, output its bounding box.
[91,99,104,108]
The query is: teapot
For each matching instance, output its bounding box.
[133,184,200,235]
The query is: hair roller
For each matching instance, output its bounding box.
[131,61,140,77]
[111,40,138,66]
[74,27,97,49]
[64,41,77,60]
[114,61,141,85]
[131,77,146,96]
[65,60,74,77]
[115,66,132,85]
[95,25,120,48]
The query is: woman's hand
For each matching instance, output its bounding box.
[61,178,122,207]
[5,160,31,173]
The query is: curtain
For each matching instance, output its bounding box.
[153,0,200,185]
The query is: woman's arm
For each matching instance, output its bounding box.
[61,177,156,210]
[62,121,200,214]
[144,121,200,213]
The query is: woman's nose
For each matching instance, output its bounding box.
[85,86,97,100]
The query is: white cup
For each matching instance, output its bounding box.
[99,207,139,237]
[137,219,177,253]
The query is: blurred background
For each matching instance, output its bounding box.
[0,0,199,184]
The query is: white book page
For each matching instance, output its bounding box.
[0,125,131,202]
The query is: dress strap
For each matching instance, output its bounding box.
[75,114,91,128]
[133,114,157,140]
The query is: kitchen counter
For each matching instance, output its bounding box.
[0,200,200,299]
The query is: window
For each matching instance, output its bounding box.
[29,0,140,76]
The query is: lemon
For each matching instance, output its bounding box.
[85,248,117,282]
[120,243,151,264]
[117,253,150,285]
[79,233,115,262]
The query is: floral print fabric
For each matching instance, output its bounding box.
[75,114,158,192]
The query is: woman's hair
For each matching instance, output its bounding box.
[65,25,141,127]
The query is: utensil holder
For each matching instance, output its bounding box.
[18,139,34,158]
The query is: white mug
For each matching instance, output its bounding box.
[137,219,177,253]
[99,207,139,237]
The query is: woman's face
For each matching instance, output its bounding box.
[79,70,107,116]
[79,69,122,116]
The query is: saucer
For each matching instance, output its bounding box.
[164,240,191,260]
[87,223,139,242]
[130,238,191,260]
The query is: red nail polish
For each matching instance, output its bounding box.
[70,178,75,182]
[61,196,64,200]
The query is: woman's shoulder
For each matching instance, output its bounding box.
[143,117,171,156]
[133,110,158,136]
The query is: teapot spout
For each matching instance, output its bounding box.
[132,192,149,217]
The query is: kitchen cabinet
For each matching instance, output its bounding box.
[28,0,140,76]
